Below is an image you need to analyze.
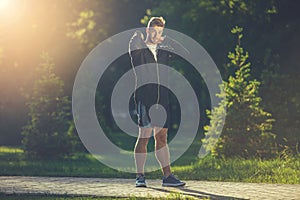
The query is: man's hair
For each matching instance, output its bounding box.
[147,17,165,28]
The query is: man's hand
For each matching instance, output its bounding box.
[129,31,145,51]
[158,36,165,44]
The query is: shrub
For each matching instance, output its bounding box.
[202,27,276,158]
[22,52,76,159]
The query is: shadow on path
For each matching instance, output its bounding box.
[147,186,247,200]
[178,187,247,200]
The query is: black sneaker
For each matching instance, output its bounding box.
[135,174,147,187]
[162,174,185,187]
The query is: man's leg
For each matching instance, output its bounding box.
[154,127,186,187]
[134,127,152,175]
[154,127,171,177]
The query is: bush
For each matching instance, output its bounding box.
[202,27,276,158]
[22,52,77,159]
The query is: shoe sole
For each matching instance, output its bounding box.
[162,182,186,187]
[136,183,147,187]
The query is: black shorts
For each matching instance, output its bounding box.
[136,101,170,128]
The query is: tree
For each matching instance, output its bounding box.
[0,47,3,138]
[66,0,157,51]
[22,52,77,159]
[0,0,157,145]
[142,0,280,75]
[202,27,276,158]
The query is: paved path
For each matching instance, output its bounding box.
[0,176,299,199]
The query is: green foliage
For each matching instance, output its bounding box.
[0,47,3,126]
[146,0,281,70]
[260,52,300,156]
[65,0,145,51]
[148,0,300,156]
[66,7,104,50]
[202,27,276,158]
[260,74,300,156]
[21,53,77,159]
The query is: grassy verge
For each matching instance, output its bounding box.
[174,155,300,184]
[0,146,299,184]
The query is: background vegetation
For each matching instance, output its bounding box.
[0,0,299,171]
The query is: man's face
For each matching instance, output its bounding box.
[146,25,164,44]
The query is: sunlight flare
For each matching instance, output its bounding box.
[0,0,10,10]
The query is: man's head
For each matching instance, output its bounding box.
[146,17,165,44]
[147,17,165,28]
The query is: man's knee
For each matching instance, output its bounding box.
[154,130,167,145]
[137,137,150,146]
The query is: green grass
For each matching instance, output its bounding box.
[173,155,300,184]
[0,147,127,178]
[0,146,299,184]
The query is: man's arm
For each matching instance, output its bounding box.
[128,30,145,78]
[128,31,145,109]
